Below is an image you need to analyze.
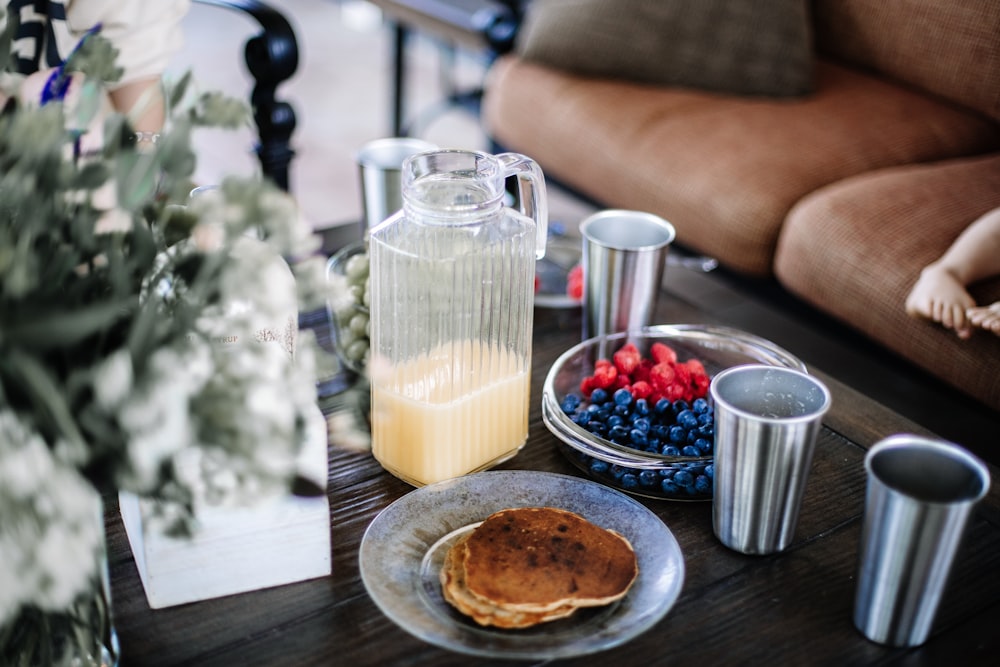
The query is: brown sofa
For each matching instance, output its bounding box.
[481,0,1000,411]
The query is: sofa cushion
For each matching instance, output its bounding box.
[515,0,814,97]
[774,154,1000,411]
[483,57,1000,275]
[813,0,1000,122]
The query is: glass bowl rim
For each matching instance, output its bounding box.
[541,324,807,466]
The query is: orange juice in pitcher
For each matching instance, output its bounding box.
[367,149,547,486]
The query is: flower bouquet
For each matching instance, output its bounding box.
[0,18,341,666]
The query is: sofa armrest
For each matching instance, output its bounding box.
[192,0,299,191]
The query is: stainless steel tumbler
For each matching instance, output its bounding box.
[853,434,990,647]
[711,364,831,555]
[356,137,436,233]
[580,210,675,341]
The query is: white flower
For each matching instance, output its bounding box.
[116,342,211,493]
[92,348,134,409]
[0,411,102,627]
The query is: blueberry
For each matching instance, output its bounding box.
[674,470,694,487]
[698,423,715,437]
[590,459,610,475]
[613,388,633,407]
[677,409,699,430]
[634,398,650,416]
[661,444,681,456]
[654,398,672,415]
[609,425,630,442]
[586,420,608,436]
[669,426,687,443]
[651,424,670,440]
[672,399,690,414]
[698,412,714,426]
[687,429,700,444]
[560,394,582,413]
[590,388,609,404]
[681,445,700,457]
[695,438,712,454]
[609,464,628,480]
[660,479,680,495]
[621,473,639,489]
[631,417,651,433]
[692,397,710,413]
[639,470,659,487]
[694,474,712,494]
[614,404,631,418]
[630,430,648,447]
[705,463,714,478]
[607,414,624,428]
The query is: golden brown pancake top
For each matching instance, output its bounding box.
[460,507,638,612]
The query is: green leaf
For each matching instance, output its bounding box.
[168,71,193,110]
[0,8,17,73]
[70,80,103,131]
[116,152,160,211]
[72,162,110,190]
[2,353,87,453]
[65,31,123,84]
[5,298,135,350]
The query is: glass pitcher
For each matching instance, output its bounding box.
[367,149,547,486]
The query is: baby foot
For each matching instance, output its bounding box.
[905,265,976,338]
[967,302,1000,336]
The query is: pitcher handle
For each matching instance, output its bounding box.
[497,153,548,259]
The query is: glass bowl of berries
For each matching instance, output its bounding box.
[541,325,806,500]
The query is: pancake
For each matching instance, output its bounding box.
[440,506,639,628]
[439,535,578,629]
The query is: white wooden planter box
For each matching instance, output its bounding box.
[119,407,331,609]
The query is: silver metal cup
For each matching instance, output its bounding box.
[356,137,436,233]
[711,364,831,555]
[580,210,675,342]
[853,434,990,647]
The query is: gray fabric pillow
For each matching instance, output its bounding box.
[515,0,815,97]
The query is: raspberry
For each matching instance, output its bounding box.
[690,369,710,399]
[664,382,686,401]
[590,360,618,389]
[632,358,654,383]
[685,358,706,376]
[672,362,691,389]
[630,380,653,399]
[566,264,583,300]
[649,362,676,394]
[613,343,641,376]
[651,342,677,365]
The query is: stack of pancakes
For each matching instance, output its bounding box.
[440,506,639,629]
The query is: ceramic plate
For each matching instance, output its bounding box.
[535,237,583,308]
[358,470,685,659]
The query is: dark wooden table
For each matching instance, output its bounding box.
[106,278,1000,666]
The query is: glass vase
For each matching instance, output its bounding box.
[1,519,119,666]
